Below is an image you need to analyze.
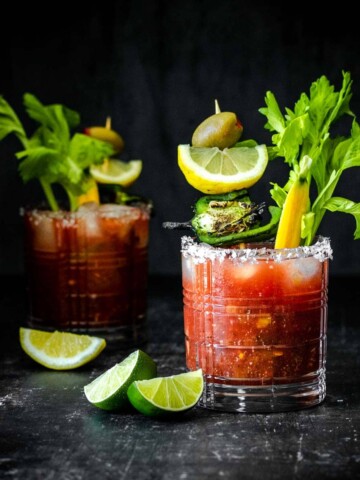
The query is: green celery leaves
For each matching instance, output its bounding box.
[0,97,28,147]
[69,134,114,169]
[260,71,360,245]
[0,94,114,211]
[323,197,360,240]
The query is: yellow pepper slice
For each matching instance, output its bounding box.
[275,156,312,249]
[76,180,100,207]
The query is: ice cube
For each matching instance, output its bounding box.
[27,211,59,252]
[182,256,195,283]
[133,212,149,248]
[74,208,104,251]
[77,202,99,213]
[281,256,322,294]
[83,212,102,239]
[287,257,320,281]
[99,204,140,220]
[230,260,259,280]
[99,204,144,245]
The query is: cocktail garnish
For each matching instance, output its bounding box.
[191,100,243,149]
[191,204,280,246]
[164,189,281,246]
[191,190,263,242]
[84,116,125,154]
[90,159,142,187]
[173,71,360,249]
[275,155,312,249]
[260,71,360,247]
[0,94,143,212]
[178,143,268,194]
[0,94,114,211]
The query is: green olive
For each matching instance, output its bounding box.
[192,112,243,149]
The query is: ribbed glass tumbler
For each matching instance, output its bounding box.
[181,236,332,413]
[23,204,149,345]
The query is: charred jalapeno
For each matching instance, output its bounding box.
[191,191,280,245]
[163,189,281,246]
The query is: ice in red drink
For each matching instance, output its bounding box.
[182,236,332,412]
[24,204,149,343]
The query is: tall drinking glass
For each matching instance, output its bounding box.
[181,236,332,412]
[23,203,149,345]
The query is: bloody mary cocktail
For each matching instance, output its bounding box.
[182,236,332,412]
[0,93,151,346]
[167,72,360,413]
[24,204,149,344]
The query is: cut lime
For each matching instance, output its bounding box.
[84,350,157,411]
[178,144,268,194]
[127,369,204,416]
[19,327,106,370]
[90,159,142,187]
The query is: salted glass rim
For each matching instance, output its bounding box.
[181,235,332,263]
[20,203,150,220]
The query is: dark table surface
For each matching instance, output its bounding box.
[1,275,359,480]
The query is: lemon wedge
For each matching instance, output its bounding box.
[178,144,268,194]
[90,159,142,187]
[19,328,106,370]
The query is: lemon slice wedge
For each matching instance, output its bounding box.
[19,328,106,370]
[178,144,268,194]
[90,159,142,187]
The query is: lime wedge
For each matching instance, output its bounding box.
[178,144,268,194]
[19,327,106,370]
[127,369,204,416]
[84,350,157,411]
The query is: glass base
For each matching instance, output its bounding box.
[200,371,326,413]
[27,317,147,347]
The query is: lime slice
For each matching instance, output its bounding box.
[90,159,142,187]
[84,350,157,411]
[178,144,268,194]
[127,369,204,416]
[19,328,106,370]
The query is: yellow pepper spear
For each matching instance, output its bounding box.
[275,155,312,249]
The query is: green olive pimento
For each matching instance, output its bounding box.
[192,111,243,149]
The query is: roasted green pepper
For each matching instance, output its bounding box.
[190,191,281,246]
[193,189,250,214]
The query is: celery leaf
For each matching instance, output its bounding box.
[69,134,114,169]
[323,197,360,239]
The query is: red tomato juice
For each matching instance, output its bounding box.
[24,204,149,340]
[182,238,330,387]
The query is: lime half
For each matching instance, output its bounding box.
[84,350,157,411]
[127,369,204,416]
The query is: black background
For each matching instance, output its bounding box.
[1,1,360,276]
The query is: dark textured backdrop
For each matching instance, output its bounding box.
[1,1,360,275]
